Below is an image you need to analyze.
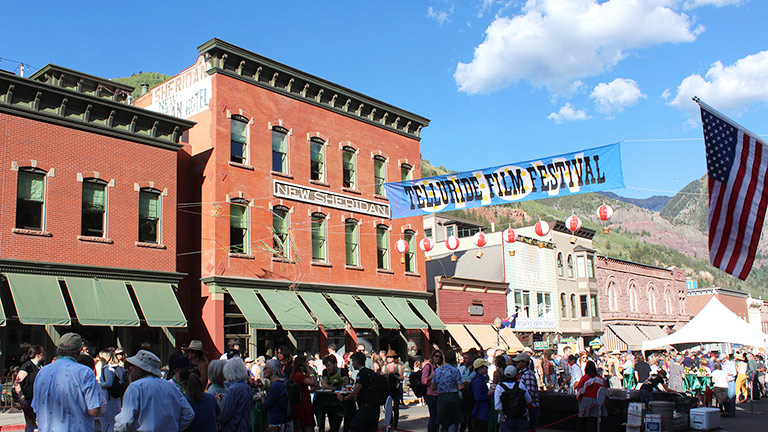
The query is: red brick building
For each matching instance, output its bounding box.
[0,65,193,370]
[136,39,440,358]
[686,287,748,321]
[596,256,689,351]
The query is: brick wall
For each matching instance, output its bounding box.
[687,290,748,320]
[437,285,507,324]
[0,113,178,271]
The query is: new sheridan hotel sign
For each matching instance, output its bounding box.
[273,181,391,218]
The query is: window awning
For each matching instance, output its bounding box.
[328,293,375,329]
[380,297,427,329]
[358,295,401,329]
[607,325,648,350]
[499,328,525,352]
[299,292,345,330]
[446,324,480,351]
[408,299,446,330]
[464,325,501,350]
[228,288,276,330]
[129,281,187,328]
[0,294,5,326]
[636,325,668,340]
[65,278,140,326]
[5,273,70,325]
[258,289,317,331]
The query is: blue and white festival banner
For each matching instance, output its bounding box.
[384,143,624,219]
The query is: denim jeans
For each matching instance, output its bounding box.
[499,416,529,432]
[425,394,439,432]
[727,381,736,415]
[528,406,540,430]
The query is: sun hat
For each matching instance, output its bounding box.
[115,348,125,355]
[473,358,491,369]
[513,352,531,363]
[523,347,534,354]
[244,357,253,363]
[185,340,207,353]
[126,350,163,377]
[503,365,518,378]
[58,333,83,350]
[386,348,397,357]
[610,350,620,355]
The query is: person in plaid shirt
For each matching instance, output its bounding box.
[512,353,539,429]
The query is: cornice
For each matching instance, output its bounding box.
[0,258,185,283]
[197,38,429,141]
[0,70,194,151]
[201,275,432,299]
[30,64,134,103]
[552,220,596,239]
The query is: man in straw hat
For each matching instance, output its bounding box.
[32,332,103,432]
[114,349,194,432]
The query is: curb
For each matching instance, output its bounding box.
[0,425,24,431]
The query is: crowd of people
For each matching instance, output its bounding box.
[12,333,768,432]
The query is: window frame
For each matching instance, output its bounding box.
[376,224,389,270]
[560,293,568,318]
[272,205,290,259]
[271,126,289,174]
[229,199,250,255]
[570,293,578,318]
[514,290,531,318]
[580,294,589,318]
[648,286,657,314]
[311,212,327,262]
[81,178,108,238]
[342,146,357,189]
[15,167,47,231]
[309,137,325,182]
[373,155,387,196]
[556,252,564,277]
[138,188,162,244]
[404,229,416,273]
[400,163,412,181]
[567,254,574,278]
[345,218,360,266]
[230,116,249,165]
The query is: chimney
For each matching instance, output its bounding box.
[139,83,150,95]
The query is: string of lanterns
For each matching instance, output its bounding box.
[393,203,614,262]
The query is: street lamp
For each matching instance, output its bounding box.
[493,317,502,347]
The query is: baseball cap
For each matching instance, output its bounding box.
[513,352,531,363]
[473,358,490,369]
[503,365,518,378]
[58,333,83,350]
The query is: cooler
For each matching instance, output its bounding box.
[689,407,720,430]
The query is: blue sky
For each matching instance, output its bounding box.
[4,0,767,198]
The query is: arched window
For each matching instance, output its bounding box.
[230,115,248,164]
[272,205,290,258]
[607,280,618,311]
[309,137,325,181]
[374,155,387,196]
[345,218,359,266]
[567,254,574,278]
[272,126,289,173]
[230,199,249,254]
[342,146,356,189]
[628,282,638,312]
[571,293,578,318]
[664,287,672,314]
[311,212,326,262]
[648,285,657,314]
[560,292,568,318]
[557,253,564,277]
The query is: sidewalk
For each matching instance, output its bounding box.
[0,411,24,431]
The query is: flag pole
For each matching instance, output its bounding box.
[692,96,767,145]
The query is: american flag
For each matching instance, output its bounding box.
[699,99,768,280]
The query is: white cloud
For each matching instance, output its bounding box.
[590,78,647,115]
[455,0,705,94]
[548,103,591,123]
[682,0,743,10]
[427,6,454,25]
[667,50,768,114]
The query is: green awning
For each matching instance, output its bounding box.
[329,293,375,329]
[258,289,317,331]
[358,295,400,329]
[129,281,187,328]
[409,299,446,330]
[299,292,345,330]
[5,273,70,325]
[228,288,276,330]
[0,293,5,326]
[381,297,427,329]
[65,278,140,326]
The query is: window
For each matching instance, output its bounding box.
[404,229,416,273]
[272,127,288,173]
[374,156,386,196]
[536,293,552,318]
[648,286,657,314]
[514,290,531,318]
[446,225,455,238]
[401,163,412,181]
[664,288,672,314]
[16,168,46,230]
[576,255,586,278]
[560,293,568,318]
[590,294,598,317]
[376,225,389,270]
[345,218,359,266]
[607,280,617,311]
[230,117,248,164]
[556,253,564,277]
[587,255,595,278]
[570,294,578,318]
[272,206,289,258]
[310,138,324,181]
[311,213,326,262]
[580,295,589,318]
[342,146,356,188]
[629,283,638,312]
[138,189,161,243]
[567,255,574,278]
[230,200,249,254]
[81,179,106,237]
[424,228,433,238]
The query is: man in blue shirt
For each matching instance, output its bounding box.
[114,350,194,432]
[32,333,103,432]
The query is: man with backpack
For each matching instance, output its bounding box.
[339,351,386,432]
[494,366,532,432]
[513,352,540,430]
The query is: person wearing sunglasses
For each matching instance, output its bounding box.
[422,350,444,432]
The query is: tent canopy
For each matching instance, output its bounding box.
[642,297,768,351]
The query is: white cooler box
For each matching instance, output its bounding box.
[689,407,720,430]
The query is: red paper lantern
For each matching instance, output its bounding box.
[565,214,583,233]
[445,235,460,250]
[472,232,487,247]
[502,228,517,243]
[534,220,550,237]
[419,237,434,252]
[596,204,614,221]
[395,239,409,254]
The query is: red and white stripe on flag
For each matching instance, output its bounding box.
[701,101,768,280]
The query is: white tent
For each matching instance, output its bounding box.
[642,297,768,351]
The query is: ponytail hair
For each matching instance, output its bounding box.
[21,345,44,363]
[180,367,204,402]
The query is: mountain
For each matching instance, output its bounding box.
[113,72,171,98]
[598,192,672,211]
[421,161,768,299]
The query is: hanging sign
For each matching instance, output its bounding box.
[384,143,623,219]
